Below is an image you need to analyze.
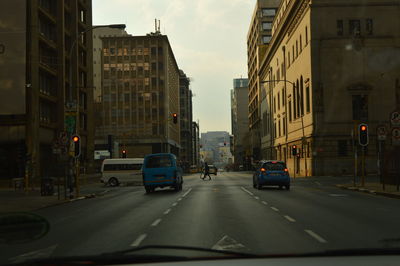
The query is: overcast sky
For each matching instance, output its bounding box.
[93,0,254,134]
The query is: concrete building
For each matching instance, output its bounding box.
[179,70,193,171]
[0,0,94,182]
[247,0,281,161]
[192,122,200,167]
[231,78,249,166]
[259,0,400,177]
[95,32,181,158]
[200,131,231,165]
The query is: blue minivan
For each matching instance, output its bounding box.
[253,160,290,190]
[142,153,183,193]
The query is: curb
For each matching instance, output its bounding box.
[37,189,110,210]
[336,184,400,199]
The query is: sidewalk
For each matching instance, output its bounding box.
[0,174,108,213]
[336,181,400,199]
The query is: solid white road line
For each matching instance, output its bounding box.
[130,234,147,247]
[182,188,192,197]
[261,201,268,205]
[151,218,162,227]
[254,196,260,200]
[177,198,182,201]
[241,187,254,196]
[172,202,178,206]
[284,215,296,222]
[304,230,327,243]
[164,208,171,215]
[271,207,279,212]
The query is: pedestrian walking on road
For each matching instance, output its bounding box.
[203,162,212,180]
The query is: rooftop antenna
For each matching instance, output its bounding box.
[155,18,157,32]
[158,20,161,33]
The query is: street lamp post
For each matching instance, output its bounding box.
[261,79,308,177]
[65,24,126,198]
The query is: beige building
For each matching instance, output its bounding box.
[259,0,400,176]
[96,33,181,158]
[0,0,94,181]
[247,0,281,161]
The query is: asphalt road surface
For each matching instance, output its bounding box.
[2,171,400,264]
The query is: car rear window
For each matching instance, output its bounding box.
[146,156,173,168]
[263,162,286,171]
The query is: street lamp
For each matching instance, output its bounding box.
[260,78,307,177]
[66,24,126,198]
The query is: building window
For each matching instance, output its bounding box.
[262,35,272,44]
[366,19,373,35]
[296,41,298,57]
[262,8,276,17]
[338,140,348,157]
[274,97,276,113]
[305,26,308,44]
[292,84,296,119]
[352,95,368,121]
[337,20,343,36]
[278,119,281,137]
[282,89,285,107]
[292,45,294,63]
[278,92,280,110]
[306,86,311,113]
[300,76,304,116]
[349,20,361,36]
[262,22,272,30]
[289,100,292,122]
[283,117,286,135]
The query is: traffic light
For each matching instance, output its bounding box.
[292,145,297,156]
[72,135,81,157]
[122,149,127,158]
[358,123,369,146]
[172,113,178,124]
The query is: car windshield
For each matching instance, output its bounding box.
[1,0,400,265]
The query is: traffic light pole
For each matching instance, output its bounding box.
[361,146,365,187]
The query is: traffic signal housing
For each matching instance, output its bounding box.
[122,149,127,158]
[358,123,369,146]
[72,135,81,157]
[172,113,178,124]
[292,145,297,156]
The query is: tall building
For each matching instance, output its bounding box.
[95,33,181,158]
[179,70,193,170]
[231,78,249,166]
[200,131,231,165]
[259,0,400,176]
[0,0,94,181]
[247,0,281,161]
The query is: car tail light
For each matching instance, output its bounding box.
[284,168,289,173]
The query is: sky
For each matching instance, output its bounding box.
[92,0,254,134]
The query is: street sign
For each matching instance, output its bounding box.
[390,110,400,127]
[65,115,76,135]
[377,125,387,141]
[392,127,400,146]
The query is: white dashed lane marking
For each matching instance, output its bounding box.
[270,207,279,212]
[304,230,327,243]
[164,209,171,215]
[261,201,268,205]
[241,187,254,196]
[172,202,178,206]
[130,234,147,247]
[182,188,192,197]
[151,218,162,227]
[284,215,296,222]
[254,196,260,200]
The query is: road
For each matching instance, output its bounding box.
[2,171,400,263]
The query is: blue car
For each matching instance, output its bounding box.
[142,153,183,193]
[253,160,290,190]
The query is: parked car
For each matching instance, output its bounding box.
[142,153,183,193]
[101,158,144,186]
[253,160,290,190]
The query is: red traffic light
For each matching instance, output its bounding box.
[173,113,177,117]
[73,136,79,142]
[172,113,178,124]
[361,125,367,131]
[122,150,126,153]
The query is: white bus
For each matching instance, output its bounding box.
[101,158,144,186]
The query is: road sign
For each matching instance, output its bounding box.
[65,115,76,135]
[392,127,400,146]
[377,125,387,141]
[390,110,400,127]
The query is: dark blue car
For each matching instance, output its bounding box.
[142,153,183,193]
[253,160,290,190]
